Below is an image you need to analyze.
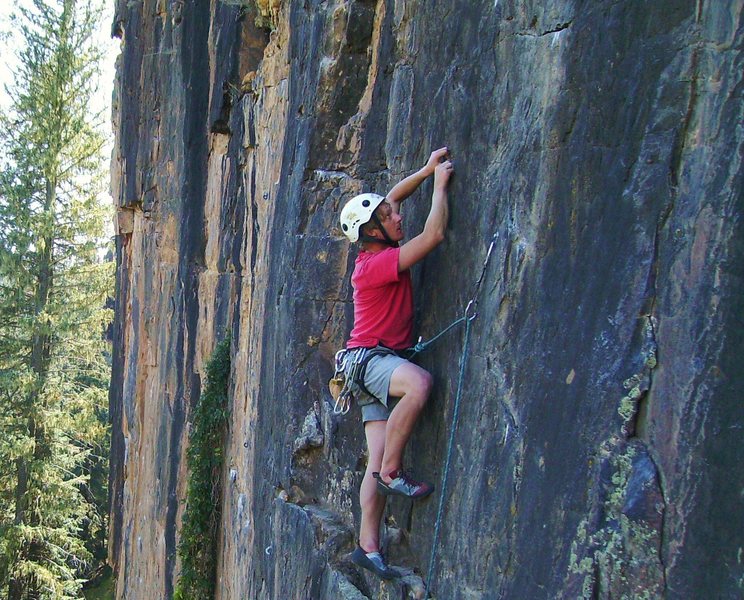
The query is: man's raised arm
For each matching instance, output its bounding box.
[386,147,450,212]
[397,157,454,272]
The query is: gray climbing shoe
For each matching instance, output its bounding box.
[351,546,401,580]
[373,470,434,499]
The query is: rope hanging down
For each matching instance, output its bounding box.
[419,233,498,598]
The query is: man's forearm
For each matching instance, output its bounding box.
[422,184,448,241]
[386,167,431,205]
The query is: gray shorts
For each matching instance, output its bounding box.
[347,347,408,422]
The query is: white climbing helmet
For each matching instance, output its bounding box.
[339,193,386,242]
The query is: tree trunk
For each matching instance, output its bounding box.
[8,178,55,599]
[8,456,29,600]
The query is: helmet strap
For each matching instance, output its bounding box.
[364,212,397,247]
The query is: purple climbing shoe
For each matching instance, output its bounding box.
[373,469,434,499]
[351,546,401,580]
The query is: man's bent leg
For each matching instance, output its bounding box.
[359,420,387,552]
[380,362,432,483]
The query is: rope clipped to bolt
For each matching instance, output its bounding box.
[418,233,498,598]
[406,234,497,358]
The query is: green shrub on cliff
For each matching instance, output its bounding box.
[175,336,232,600]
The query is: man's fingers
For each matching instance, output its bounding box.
[430,147,449,161]
[434,161,454,182]
[428,148,451,177]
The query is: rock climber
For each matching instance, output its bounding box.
[337,147,454,579]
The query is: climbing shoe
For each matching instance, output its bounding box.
[351,546,401,580]
[373,470,434,499]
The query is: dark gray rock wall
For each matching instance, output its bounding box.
[109,0,744,598]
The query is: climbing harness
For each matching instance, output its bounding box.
[420,232,498,597]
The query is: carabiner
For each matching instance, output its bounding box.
[333,391,351,415]
[465,299,478,321]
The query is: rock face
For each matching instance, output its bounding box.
[108,1,744,598]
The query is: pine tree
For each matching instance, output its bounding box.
[0,1,112,597]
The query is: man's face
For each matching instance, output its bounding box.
[373,201,404,242]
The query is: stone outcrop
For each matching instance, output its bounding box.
[109,1,744,598]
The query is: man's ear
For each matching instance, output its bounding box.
[367,226,383,240]
[361,221,382,240]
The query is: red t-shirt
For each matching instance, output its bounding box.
[347,247,413,350]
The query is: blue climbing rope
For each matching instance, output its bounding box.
[407,315,467,357]
[420,233,498,598]
[377,233,497,595]
[425,303,474,595]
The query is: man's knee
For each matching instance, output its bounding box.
[404,367,433,406]
[364,420,387,467]
[390,362,434,402]
[417,369,433,399]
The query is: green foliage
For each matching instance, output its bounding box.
[174,337,232,600]
[81,566,114,600]
[0,0,112,597]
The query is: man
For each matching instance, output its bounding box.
[338,147,453,579]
